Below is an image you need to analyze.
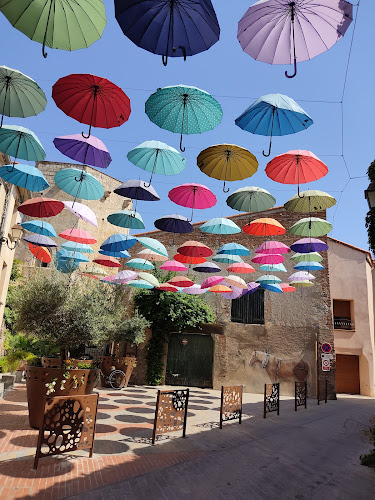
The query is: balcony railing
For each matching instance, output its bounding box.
[334,318,355,330]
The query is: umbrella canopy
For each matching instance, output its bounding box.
[226,262,255,274]
[200,217,241,235]
[52,73,131,138]
[243,218,286,236]
[244,282,261,295]
[290,238,328,253]
[154,214,193,234]
[81,263,107,277]
[168,183,217,220]
[174,254,206,265]
[27,242,51,263]
[218,242,250,256]
[136,236,168,257]
[0,125,45,161]
[224,275,247,289]
[93,256,121,268]
[101,233,137,252]
[138,272,160,287]
[288,271,316,281]
[0,0,107,58]
[169,276,194,288]
[284,190,336,213]
[63,201,98,227]
[255,241,290,254]
[56,249,89,263]
[256,275,282,284]
[201,276,225,289]
[193,262,221,274]
[237,0,353,78]
[114,180,160,202]
[182,284,207,295]
[208,285,232,294]
[107,210,145,230]
[57,260,80,274]
[160,260,188,272]
[0,163,49,192]
[53,134,112,169]
[235,93,313,157]
[226,186,276,213]
[290,280,314,288]
[55,168,104,200]
[280,283,296,293]
[290,251,323,263]
[294,261,324,271]
[115,0,219,65]
[102,275,117,284]
[127,140,186,185]
[261,283,283,293]
[113,270,137,283]
[62,242,94,254]
[137,249,168,262]
[21,220,56,237]
[157,283,179,292]
[259,263,287,272]
[289,217,332,237]
[18,197,64,218]
[99,248,130,259]
[252,253,285,265]
[59,228,97,244]
[221,284,247,300]
[128,279,154,289]
[178,241,213,258]
[212,254,243,264]
[145,85,223,151]
[266,150,328,194]
[197,144,258,192]
[126,258,154,271]
[24,234,57,248]
[0,66,46,126]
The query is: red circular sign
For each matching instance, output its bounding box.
[321,343,332,353]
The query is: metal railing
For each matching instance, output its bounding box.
[334,318,355,330]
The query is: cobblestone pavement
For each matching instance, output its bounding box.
[0,384,374,499]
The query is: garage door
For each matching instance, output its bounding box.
[336,354,360,394]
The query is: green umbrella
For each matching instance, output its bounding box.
[289,280,314,288]
[290,252,323,263]
[138,272,160,287]
[107,210,145,230]
[0,0,107,58]
[226,186,276,213]
[284,190,336,213]
[0,125,45,161]
[0,66,47,127]
[288,217,332,237]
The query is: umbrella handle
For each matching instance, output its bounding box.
[179,46,187,62]
[82,126,91,139]
[223,182,230,193]
[262,141,272,157]
[162,54,168,66]
[179,134,185,152]
[285,59,297,78]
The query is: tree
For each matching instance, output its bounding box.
[365,160,375,255]
[4,259,22,334]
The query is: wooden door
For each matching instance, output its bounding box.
[336,354,360,394]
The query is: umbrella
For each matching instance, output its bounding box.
[127,279,154,289]
[288,217,332,237]
[237,0,353,78]
[99,249,130,259]
[102,275,117,284]
[174,254,206,265]
[177,241,213,258]
[261,283,283,293]
[266,150,328,195]
[197,144,258,192]
[218,243,250,256]
[57,260,80,274]
[235,93,313,157]
[0,0,107,58]
[201,276,225,289]
[59,228,97,244]
[288,271,316,281]
[224,275,247,289]
[294,261,324,271]
[52,73,131,138]
[221,284,247,300]
[136,236,168,257]
[289,280,314,288]
[193,262,221,274]
[55,168,104,201]
[62,242,94,254]
[290,252,323,263]
[24,234,57,248]
[160,260,188,272]
[259,263,287,272]
[168,183,217,221]
[63,201,98,227]
[157,283,179,293]
[114,180,160,214]
[138,272,160,287]
[200,217,241,235]
[137,249,168,262]
[0,66,46,126]
[255,241,290,254]
[182,284,207,295]
[145,85,223,151]
[113,270,138,283]
[208,285,232,294]
[290,238,328,253]
[169,276,194,288]
[107,210,145,230]
[126,258,154,271]
[0,125,45,161]
[244,282,261,295]
[21,220,56,237]
[284,190,336,213]
[154,214,193,235]
[280,283,295,293]
[256,275,282,284]
[127,141,186,185]
[81,263,107,277]
[252,254,284,265]
[226,186,276,213]
[53,134,112,169]
[27,243,51,263]
[93,256,121,268]
[0,163,49,192]
[115,0,220,65]
[243,218,286,236]
[18,197,64,218]
[101,233,137,252]
[56,250,89,263]
[226,263,255,274]
[212,254,243,264]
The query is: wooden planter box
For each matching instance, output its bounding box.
[97,355,137,388]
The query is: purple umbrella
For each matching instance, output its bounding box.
[113,270,138,284]
[154,214,194,234]
[63,201,98,227]
[237,0,353,78]
[290,238,328,253]
[24,234,57,248]
[244,282,261,295]
[221,284,245,300]
[193,262,221,273]
[53,134,112,169]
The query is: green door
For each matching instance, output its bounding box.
[165,334,213,388]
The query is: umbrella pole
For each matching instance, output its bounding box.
[263,108,275,157]
[0,76,11,128]
[162,0,175,66]
[42,0,54,58]
[144,150,159,188]
[82,86,99,139]
[285,2,297,79]
[179,97,188,152]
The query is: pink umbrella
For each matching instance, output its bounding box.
[102,275,117,283]
[201,276,225,289]
[59,228,97,244]
[168,183,217,221]
[255,241,290,255]
[182,284,207,295]
[160,260,188,272]
[113,270,137,283]
[63,201,98,227]
[251,253,284,264]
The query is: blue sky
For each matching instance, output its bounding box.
[0,0,371,251]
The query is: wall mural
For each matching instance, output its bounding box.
[249,350,309,383]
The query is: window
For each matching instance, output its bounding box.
[333,299,355,330]
[231,288,265,325]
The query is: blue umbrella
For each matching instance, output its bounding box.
[56,260,79,274]
[217,242,250,256]
[99,248,131,259]
[24,234,57,248]
[114,0,220,66]
[107,210,145,230]
[0,163,49,192]
[114,179,160,213]
[61,242,94,254]
[0,125,45,161]
[101,233,137,252]
[259,263,287,272]
[56,249,89,263]
[21,220,56,237]
[261,283,283,293]
[54,168,104,201]
[294,261,324,271]
[154,214,193,234]
[200,217,241,235]
[235,93,313,157]
[193,262,221,273]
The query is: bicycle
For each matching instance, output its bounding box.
[96,368,127,390]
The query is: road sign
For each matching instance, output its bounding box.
[321,353,333,359]
[321,353,331,372]
[321,343,332,353]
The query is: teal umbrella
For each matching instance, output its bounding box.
[212,254,243,264]
[145,85,223,151]
[127,140,186,185]
[0,66,47,126]
[256,275,282,284]
[259,263,287,272]
[200,217,241,235]
[217,242,250,256]
[54,168,104,201]
[127,279,154,289]
[107,210,145,229]
[21,220,56,237]
[0,125,45,161]
[0,163,49,192]
[56,249,89,263]
[61,242,94,254]
[126,258,154,271]
[136,236,168,257]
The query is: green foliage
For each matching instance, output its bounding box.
[365,208,375,254]
[4,259,22,334]
[360,416,375,468]
[0,350,36,372]
[4,332,58,357]
[367,160,375,182]
[10,259,22,281]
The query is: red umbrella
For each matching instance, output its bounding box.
[18,197,64,218]
[266,150,328,195]
[226,263,255,274]
[52,74,131,138]
[168,276,194,288]
[177,240,213,258]
[59,228,97,244]
[168,183,216,221]
[27,243,51,263]
[93,256,121,268]
[173,254,206,265]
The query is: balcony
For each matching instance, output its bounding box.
[334,317,355,331]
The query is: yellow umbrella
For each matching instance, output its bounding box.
[197,144,258,192]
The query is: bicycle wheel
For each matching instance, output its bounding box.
[108,369,126,390]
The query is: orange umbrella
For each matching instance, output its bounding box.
[208,284,232,293]
[243,218,285,236]
[177,240,213,257]
[226,262,255,274]
[168,276,194,288]
[174,254,206,265]
[157,283,178,292]
[27,242,51,263]
[93,256,121,268]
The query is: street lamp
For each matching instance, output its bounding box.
[365,182,375,210]
[0,223,24,250]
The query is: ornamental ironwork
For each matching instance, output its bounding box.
[264,383,280,418]
[295,381,307,411]
[152,389,189,444]
[220,385,243,428]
